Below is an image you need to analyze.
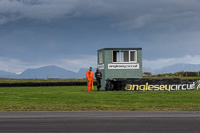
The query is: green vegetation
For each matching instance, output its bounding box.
[143,76,200,80]
[150,71,200,78]
[0,78,89,83]
[0,86,200,111]
[0,76,199,84]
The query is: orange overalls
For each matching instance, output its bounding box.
[86,70,94,91]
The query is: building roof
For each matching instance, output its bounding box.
[97,48,142,51]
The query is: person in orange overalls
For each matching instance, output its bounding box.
[86,67,94,91]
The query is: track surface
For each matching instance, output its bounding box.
[0,111,200,133]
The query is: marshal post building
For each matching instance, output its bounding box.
[97,48,142,90]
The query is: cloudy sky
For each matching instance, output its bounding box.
[0,0,200,73]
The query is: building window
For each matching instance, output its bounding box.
[130,51,137,62]
[113,50,137,63]
[98,50,103,64]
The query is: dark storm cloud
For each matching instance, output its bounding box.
[0,0,82,24]
[1,0,200,72]
[1,0,200,31]
[107,0,200,32]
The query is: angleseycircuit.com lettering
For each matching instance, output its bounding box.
[125,82,200,91]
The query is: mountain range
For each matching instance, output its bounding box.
[144,63,200,75]
[158,63,200,74]
[1,63,200,79]
[0,65,96,79]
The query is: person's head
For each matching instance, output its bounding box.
[96,68,100,72]
[89,67,92,71]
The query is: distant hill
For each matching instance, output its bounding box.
[2,63,200,79]
[20,65,77,79]
[0,70,17,78]
[149,63,200,75]
[0,65,97,79]
[19,65,96,79]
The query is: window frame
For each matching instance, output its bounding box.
[98,50,103,64]
[112,50,137,63]
[129,50,137,63]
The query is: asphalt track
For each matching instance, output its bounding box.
[0,111,200,133]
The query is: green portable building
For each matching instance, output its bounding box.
[97,48,142,90]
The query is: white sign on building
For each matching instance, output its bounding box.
[108,64,139,69]
[98,64,104,70]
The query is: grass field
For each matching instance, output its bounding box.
[0,76,199,83]
[0,79,88,83]
[0,86,200,111]
[143,76,200,80]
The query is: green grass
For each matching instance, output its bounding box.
[0,76,199,83]
[0,86,200,111]
[0,79,89,83]
[143,76,200,80]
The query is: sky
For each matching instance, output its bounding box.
[0,0,200,73]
